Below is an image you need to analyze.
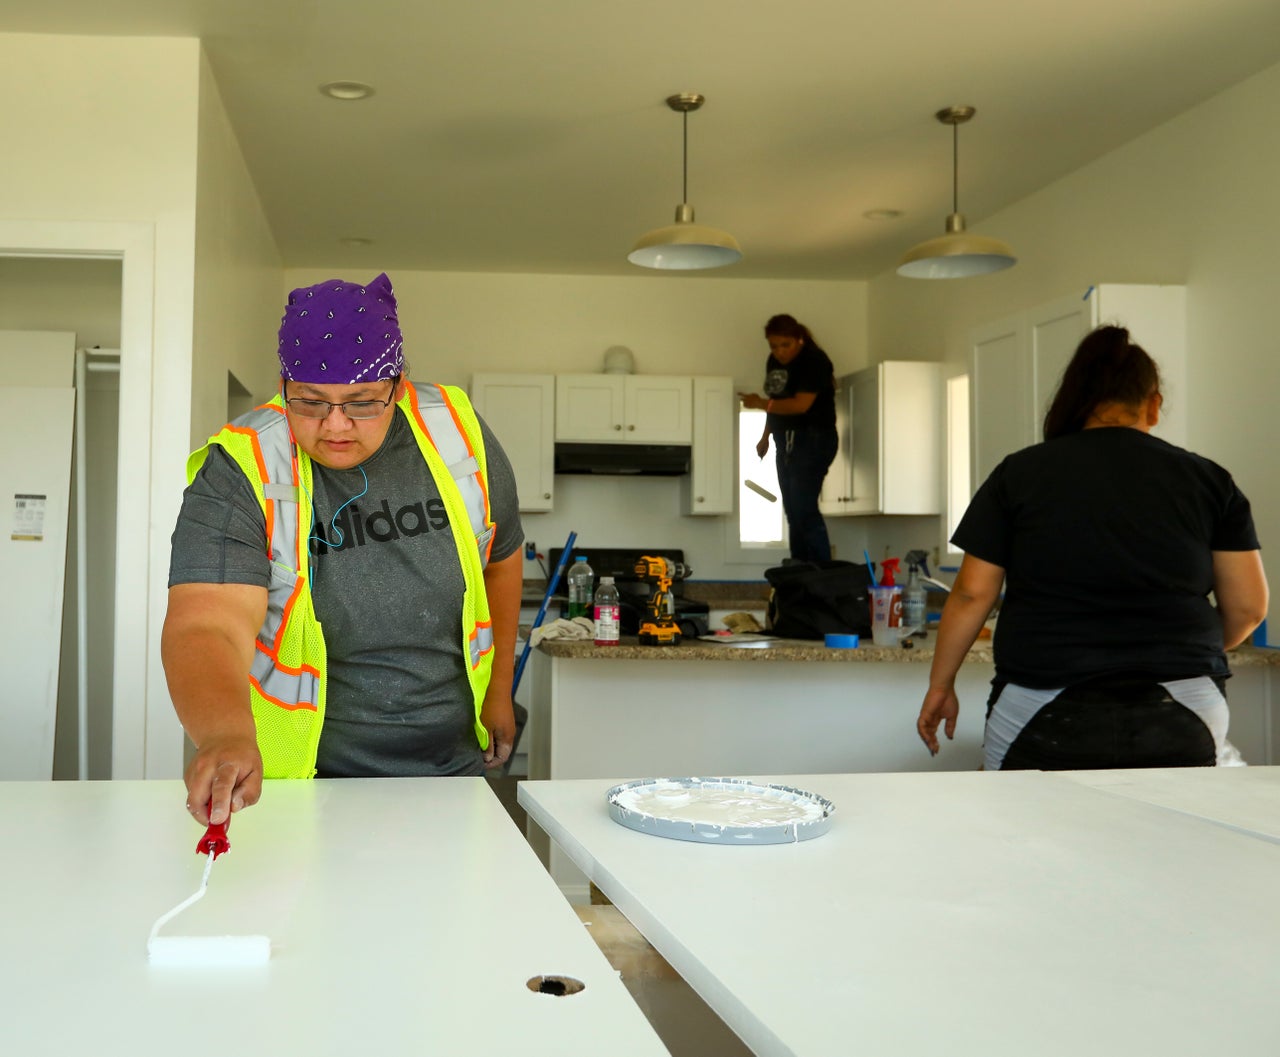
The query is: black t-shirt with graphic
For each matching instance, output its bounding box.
[763,342,836,436]
[168,409,523,777]
[954,427,1259,688]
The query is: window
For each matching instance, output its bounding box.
[737,409,786,548]
[944,374,971,558]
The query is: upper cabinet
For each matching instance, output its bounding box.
[971,284,1186,486]
[822,362,943,516]
[684,377,734,515]
[555,374,692,444]
[469,373,555,513]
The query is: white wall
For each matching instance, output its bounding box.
[282,268,869,579]
[192,48,283,444]
[0,33,200,777]
[867,58,1280,612]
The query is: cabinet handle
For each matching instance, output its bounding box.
[627,424,635,431]
[696,496,704,503]
[543,493,551,500]
[614,424,622,431]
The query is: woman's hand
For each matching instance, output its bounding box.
[917,686,959,756]
[185,736,263,826]
[738,392,767,411]
[756,435,770,458]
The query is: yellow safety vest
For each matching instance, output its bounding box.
[186,380,497,778]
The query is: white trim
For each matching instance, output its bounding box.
[0,220,156,779]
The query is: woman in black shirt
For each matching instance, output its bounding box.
[739,314,838,562]
[917,325,1268,769]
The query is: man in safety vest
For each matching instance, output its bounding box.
[163,273,524,827]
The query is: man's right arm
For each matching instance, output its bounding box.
[161,582,269,826]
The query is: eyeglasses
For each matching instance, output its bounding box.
[284,381,397,420]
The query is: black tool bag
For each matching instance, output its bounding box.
[764,560,874,640]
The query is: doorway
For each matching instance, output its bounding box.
[0,258,122,778]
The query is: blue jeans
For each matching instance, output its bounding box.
[774,428,838,562]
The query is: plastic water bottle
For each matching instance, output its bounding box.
[593,577,620,646]
[903,563,927,637]
[566,555,594,619]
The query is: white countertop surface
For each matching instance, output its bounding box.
[3,777,670,1057]
[520,769,1280,1057]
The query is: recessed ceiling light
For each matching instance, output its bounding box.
[863,209,904,221]
[320,81,375,101]
[339,237,374,247]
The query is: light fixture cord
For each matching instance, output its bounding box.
[952,120,960,215]
[682,109,689,205]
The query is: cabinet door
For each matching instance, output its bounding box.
[555,375,624,441]
[819,377,853,514]
[687,377,734,515]
[470,373,555,512]
[971,315,1030,487]
[879,362,942,514]
[625,375,693,443]
[846,366,881,515]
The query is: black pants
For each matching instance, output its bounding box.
[775,428,838,563]
[991,677,1219,771]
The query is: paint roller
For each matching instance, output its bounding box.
[147,809,271,967]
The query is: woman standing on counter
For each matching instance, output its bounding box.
[918,325,1268,770]
[739,314,838,562]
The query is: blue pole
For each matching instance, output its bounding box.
[512,529,577,697]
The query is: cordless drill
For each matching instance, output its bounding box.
[634,555,691,646]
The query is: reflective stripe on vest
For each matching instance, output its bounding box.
[200,407,322,714]
[402,382,496,667]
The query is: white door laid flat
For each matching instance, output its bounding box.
[1061,764,1280,843]
[4,777,671,1057]
[520,769,1280,1057]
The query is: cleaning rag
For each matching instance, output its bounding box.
[529,617,596,646]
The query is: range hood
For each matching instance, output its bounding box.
[554,442,690,476]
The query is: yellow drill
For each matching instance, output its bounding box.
[634,555,691,646]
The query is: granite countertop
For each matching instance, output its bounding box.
[536,635,989,663]
[535,637,1280,667]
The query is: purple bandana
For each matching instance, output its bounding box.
[277,272,404,384]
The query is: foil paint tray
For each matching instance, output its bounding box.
[605,777,835,845]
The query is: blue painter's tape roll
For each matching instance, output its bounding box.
[824,633,859,649]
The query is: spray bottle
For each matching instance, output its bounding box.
[879,558,900,587]
[903,549,929,637]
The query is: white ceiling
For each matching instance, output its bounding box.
[6,0,1280,279]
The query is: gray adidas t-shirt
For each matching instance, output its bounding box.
[169,408,523,777]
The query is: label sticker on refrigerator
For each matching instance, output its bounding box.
[11,494,47,541]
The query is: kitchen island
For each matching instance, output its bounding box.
[525,637,1277,898]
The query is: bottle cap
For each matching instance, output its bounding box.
[600,576,614,584]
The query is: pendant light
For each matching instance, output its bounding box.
[628,93,742,270]
[897,106,1016,279]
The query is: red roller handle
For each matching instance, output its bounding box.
[195,800,230,859]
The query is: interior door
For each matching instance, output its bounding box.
[970,315,1029,488]
[1028,294,1095,434]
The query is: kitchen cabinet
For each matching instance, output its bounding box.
[684,376,734,515]
[468,373,555,512]
[818,377,853,514]
[555,374,692,444]
[821,362,943,516]
[971,284,1186,486]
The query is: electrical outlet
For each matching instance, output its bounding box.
[524,541,536,560]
